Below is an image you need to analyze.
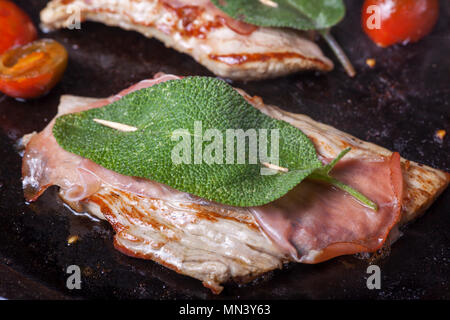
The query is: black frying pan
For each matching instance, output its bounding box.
[0,0,448,299]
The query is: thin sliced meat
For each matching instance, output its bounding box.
[40,0,333,80]
[22,73,403,263]
[251,153,403,263]
[83,187,285,294]
[20,73,444,293]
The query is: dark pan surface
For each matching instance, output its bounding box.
[0,0,448,300]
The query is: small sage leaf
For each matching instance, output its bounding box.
[211,0,346,30]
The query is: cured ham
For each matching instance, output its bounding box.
[251,154,403,263]
[40,0,333,80]
[21,74,449,293]
[22,74,192,203]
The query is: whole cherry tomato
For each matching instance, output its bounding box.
[0,39,68,99]
[362,0,439,47]
[0,0,38,54]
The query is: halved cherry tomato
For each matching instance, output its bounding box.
[0,39,68,99]
[0,0,38,54]
[362,0,439,47]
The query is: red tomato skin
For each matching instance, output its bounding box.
[0,72,54,99]
[362,0,439,47]
[0,0,38,54]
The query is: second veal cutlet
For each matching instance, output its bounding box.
[40,0,333,80]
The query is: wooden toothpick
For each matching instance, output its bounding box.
[93,119,138,132]
[261,162,289,172]
[259,0,278,8]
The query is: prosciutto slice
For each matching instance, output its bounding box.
[251,154,403,263]
[21,74,413,292]
[22,74,193,203]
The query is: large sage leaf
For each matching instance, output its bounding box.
[53,77,374,208]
